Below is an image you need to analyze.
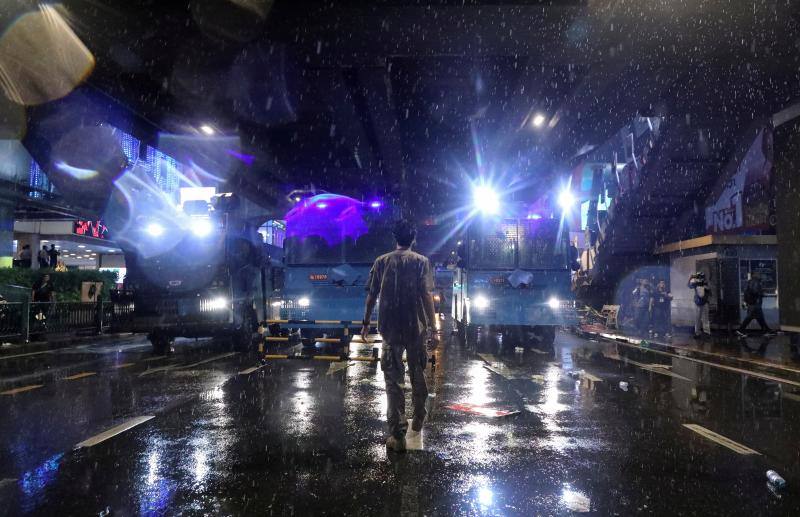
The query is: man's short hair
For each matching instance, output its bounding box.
[392,219,416,247]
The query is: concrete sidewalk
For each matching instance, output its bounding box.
[577,324,800,382]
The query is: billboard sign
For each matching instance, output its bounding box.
[705,128,773,234]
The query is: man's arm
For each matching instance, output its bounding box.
[420,259,437,340]
[363,292,378,328]
[422,290,436,331]
[361,260,380,339]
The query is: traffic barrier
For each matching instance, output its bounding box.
[260,318,379,349]
[0,301,133,343]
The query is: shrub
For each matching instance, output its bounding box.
[0,268,118,301]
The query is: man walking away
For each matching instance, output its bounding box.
[48,244,59,269]
[737,272,774,337]
[688,272,710,339]
[362,219,437,453]
[652,280,673,338]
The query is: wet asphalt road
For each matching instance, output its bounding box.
[1,325,800,515]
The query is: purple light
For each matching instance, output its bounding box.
[369,200,382,208]
[225,149,255,166]
[285,194,369,245]
[527,213,542,220]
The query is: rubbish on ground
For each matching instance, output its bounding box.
[619,381,629,391]
[581,372,603,383]
[639,340,650,348]
[446,402,520,418]
[514,346,524,353]
[326,361,352,375]
[531,374,546,384]
[767,470,786,489]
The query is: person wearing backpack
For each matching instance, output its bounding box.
[736,272,774,337]
[688,272,710,339]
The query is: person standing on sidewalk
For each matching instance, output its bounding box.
[737,272,774,337]
[362,219,438,453]
[48,244,60,269]
[37,246,49,269]
[652,279,673,338]
[688,272,710,339]
[631,279,652,336]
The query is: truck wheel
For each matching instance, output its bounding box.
[465,324,479,349]
[530,325,556,351]
[149,333,172,355]
[232,308,257,352]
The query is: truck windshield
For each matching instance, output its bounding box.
[285,228,394,265]
[284,194,395,265]
[128,236,226,292]
[468,218,568,270]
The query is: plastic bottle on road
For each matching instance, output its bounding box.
[767,470,786,489]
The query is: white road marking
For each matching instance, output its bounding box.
[783,392,800,403]
[175,352,238,370]
[138,365,177,377]
[75,416,155,448]
[0,478,17,489]
[0,350,52,361]
[239,365,264,375]
[141,355,170,362]
[683,424,760,455]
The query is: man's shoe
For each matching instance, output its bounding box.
[735,330,747,338]
[386,435,406,452]
[405,428,421,440]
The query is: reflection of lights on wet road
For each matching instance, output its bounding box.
[193,449,208,483]
[464,361,493,406]
[525,364,570,451]
[464,475,498,511]
[477,486,494,506]
[147,451,159,485]
[287,369,315,435]
[460,422,501,465]
[561,484,591,512]
[19,452,64,507]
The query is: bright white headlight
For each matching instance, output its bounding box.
[207,297,228,310]
[473,295,490,309]
[297,297,311,308]
[146,222,165,237]
[473,185,500,215]
[547,297,560,310]
[190,218,213,237]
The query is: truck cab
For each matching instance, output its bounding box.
[269,194,394,348]
[121,194,266,354]
[453,216,578,350]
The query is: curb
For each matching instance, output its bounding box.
[0,333,143,357]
